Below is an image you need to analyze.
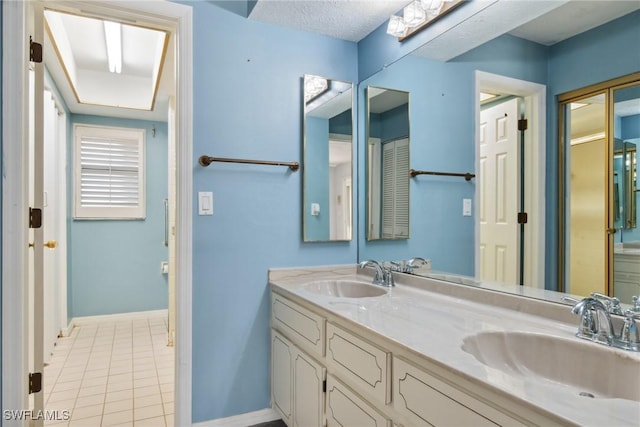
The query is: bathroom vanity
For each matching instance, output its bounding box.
[269,266,640,427]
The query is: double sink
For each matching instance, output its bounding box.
[300,278,640,404]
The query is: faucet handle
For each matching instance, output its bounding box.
[570,297,600,338]
[591,292,623,315]
[405,257,429,274]
[388,261,405,272]
[618,310,640,350]
[631,296,640,313]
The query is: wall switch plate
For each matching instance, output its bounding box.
[198,192,213,215]
[463,198,472,216]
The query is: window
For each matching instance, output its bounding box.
[74,124,145,219]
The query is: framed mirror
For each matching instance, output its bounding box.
[365,86,410,240]
[302,75,353,242]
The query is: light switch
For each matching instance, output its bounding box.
[463,198,472,216]
[311,203,320,216]
[198,192,213,215]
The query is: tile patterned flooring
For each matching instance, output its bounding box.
[43,313,174,427]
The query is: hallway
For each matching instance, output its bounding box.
[43,312,174,426]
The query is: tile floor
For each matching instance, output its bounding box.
[43,312,174,427]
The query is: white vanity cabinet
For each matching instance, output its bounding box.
[326,322,391,406]
[392,357,524,427]
[326,375,391,427]
[271,289,543,427]
[271,295,326,427]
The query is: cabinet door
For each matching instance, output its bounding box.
[326,375,391,427]
[393,357,517,427]
[326,322,391,405]
[272,331,293,425]
[293,350,325,427]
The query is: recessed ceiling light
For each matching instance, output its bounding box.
[45,9,168,111]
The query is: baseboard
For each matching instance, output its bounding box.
[71,309,169,326]
[59,320,74,337]
[193,408,280,427]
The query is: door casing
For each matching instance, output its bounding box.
[474,71,546,288]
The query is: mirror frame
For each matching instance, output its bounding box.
[302,75,354,242]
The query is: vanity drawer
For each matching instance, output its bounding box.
[326,375,391,427]
[272,293,325,357]
[393,357,523,427]
[326,322,391,405]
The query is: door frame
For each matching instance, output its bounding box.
[474,71,546,288]
[2,1,193,425]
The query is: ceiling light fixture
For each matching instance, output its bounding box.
[387,0,465,41]
[103,20,122,74]
[304,75,329,103]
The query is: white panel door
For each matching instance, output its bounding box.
[479,99,519,283]
[42,88,68,364]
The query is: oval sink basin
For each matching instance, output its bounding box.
[303,280,387,298]
[462,331,640,401]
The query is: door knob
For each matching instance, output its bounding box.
[607,228,618,235]
[30,241,58,249]
[44,240,58,249]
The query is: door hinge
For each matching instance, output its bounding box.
[518,212,528,224]
[29,372,42,394]
[518,118,528,132]
[30,36,43,63]
[29,207,43,229]
[322,379,327,393]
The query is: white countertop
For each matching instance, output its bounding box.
[269,265,640,427]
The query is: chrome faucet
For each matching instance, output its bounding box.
[358,260,395,287]
[570,296,640,351]
[571,297,615,344]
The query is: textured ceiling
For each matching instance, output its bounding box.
[249,0,410,42]
[250,0,640,59]
[509,0,640,46]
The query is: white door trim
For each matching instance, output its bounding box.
[2,0,30,418]
[2,2,193,426]
[474,71,546,289]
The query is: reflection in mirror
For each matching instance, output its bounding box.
[366,86,410,240]
[613,83,640,303]
[303,75,353,242]
[560,77,640,305]
[358,4,640,307]
[564,92,607,299]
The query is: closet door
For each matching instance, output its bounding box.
[382,138,409,239]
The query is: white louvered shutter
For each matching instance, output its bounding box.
[74,125,145,219]
[381,138,410,238]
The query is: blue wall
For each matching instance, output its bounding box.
[68,115,169,318]
[189,2,357,422]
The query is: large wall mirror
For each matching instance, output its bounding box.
[357,6,639,306]
[303,75,353,242]
[365,86,410,240]
[559,74,640,305]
